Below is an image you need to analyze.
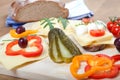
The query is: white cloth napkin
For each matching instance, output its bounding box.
[65,0,93,19]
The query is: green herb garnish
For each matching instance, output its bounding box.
[40,18,55,30]
[58,17,69,29]
[2,39,17,41]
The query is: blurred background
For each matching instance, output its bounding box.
[85,0,120,22]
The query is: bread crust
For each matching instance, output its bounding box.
[11,0,69,22]
[83,44,106,52]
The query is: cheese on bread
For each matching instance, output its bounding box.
[74,31,114,46]
[0,35,48,70]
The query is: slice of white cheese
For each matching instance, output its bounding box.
[0,36,48,70]
[12,39,39,52]
[74,31,114,46]
[26,18,78,37]
[26,18,114,47]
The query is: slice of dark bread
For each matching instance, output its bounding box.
[83,44,106,52]
[11,0,69,22]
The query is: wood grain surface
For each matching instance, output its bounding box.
[0,0,120,80]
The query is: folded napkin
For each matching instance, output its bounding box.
[6,16,25,29]
[6,0,93,28]
[65,0,93,20]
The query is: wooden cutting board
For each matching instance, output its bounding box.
[1,0,120,80]
[0,30,120,80]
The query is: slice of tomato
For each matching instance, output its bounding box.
[90,29,105,37]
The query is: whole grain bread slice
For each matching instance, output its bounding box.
[11,0,69,22]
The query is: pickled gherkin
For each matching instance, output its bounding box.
[48,28,82,63]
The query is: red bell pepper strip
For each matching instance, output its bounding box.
[112,54,120,70]
[85,65,119,79]
[70,54,113,79]
[87,54,113,70]
[85,54,119,79]
[5,40,20,55]
[5,36,43,57]
[96,54,112,59]
[112,54,120,62]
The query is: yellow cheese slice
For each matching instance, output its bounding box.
[74,31,114,46]
[25,18,76,37]
[25,18,114,47]
[0,37,48,70]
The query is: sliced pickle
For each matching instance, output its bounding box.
[48,28,82,63]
